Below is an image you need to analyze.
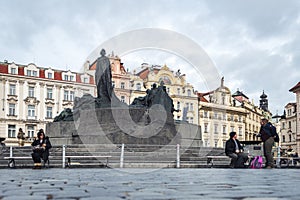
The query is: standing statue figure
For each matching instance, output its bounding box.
[95,49,113,100]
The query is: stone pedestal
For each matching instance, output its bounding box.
[46,107,202,149]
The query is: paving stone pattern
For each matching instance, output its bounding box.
[0,168,300,199]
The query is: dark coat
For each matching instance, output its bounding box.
[31,136,52,160]
[31,136,52,150]
[225,138,243,156]
[259,122,276,142]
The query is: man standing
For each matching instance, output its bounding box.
[225,132,248,168]
[259,118,277,168]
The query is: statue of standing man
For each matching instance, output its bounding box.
[95,49,113,101]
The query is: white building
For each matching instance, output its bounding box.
[280,103,297,154]
[0,61,95,146]
[289,82,300,155]
[198,78,246,148]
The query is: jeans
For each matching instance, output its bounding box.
[263,137,275,167]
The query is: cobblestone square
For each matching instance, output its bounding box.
[1,168,300,199]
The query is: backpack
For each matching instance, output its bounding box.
[250,156,263,169]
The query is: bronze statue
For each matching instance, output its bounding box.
[95,49,113,100]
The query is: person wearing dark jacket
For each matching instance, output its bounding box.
[259,118,276,168]
[31,129,52,168]
[225,132,248,168]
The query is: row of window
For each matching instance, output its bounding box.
[282,135,293,143]
[282,121,293,129]
[8,104,53,119]
[9,84,74,101]
[10,68,39,78]
[203,123,243,135]
[176,102,194,111]
[248,124,259,133]
[202,111,243,122]
[112,81,126,89]
[176,88,192,96]
[115,81,193,97]
[8,124,35,138]
[10,68,90,83]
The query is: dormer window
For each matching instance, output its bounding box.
[47,73,53,79]
[84,77,89,83]
[27,70,37,77]
[11,68,17,74]
[64,75,69,81]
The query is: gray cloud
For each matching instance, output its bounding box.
[0,0,299,114]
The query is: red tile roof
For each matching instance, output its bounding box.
[54,71,62,80]
[197,92,213,102]
[0,64,8,73]
[39,69,45,78]
[18,66,24,75]
[0,61,95,85]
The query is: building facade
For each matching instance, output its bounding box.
[289,82,300,155]
[0,61,95,145]
[198,78,246,147]
[232,90,271,141]
[198,78,272,148]
[280,103,297,154]
[131,64,199,125]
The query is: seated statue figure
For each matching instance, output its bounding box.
[53,108,73,122]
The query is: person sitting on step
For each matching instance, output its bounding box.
[225,132,248,168]
[31,129,52,169]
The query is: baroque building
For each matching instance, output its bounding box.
[130,63,199,125]
[232,90,270,141]
[198,78,271,148]
[0,61,95,146]
[198,78,246,148]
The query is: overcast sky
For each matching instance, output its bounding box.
[0,0,299,115]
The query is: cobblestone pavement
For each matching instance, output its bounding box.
[0,168,300,200]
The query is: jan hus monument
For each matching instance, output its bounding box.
[47,49,200,148]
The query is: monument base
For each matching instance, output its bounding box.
[46,107,202,149]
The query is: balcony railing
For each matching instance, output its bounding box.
[27,116,37,120]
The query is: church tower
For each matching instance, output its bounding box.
[259,90,269,111]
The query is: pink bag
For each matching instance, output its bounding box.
[250,156,263,169]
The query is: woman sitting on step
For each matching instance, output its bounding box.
[31,129,52,168]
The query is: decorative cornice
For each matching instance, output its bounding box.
[7,95,18,103]
[24,97,40,105]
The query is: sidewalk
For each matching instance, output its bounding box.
[0,168,299,199]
